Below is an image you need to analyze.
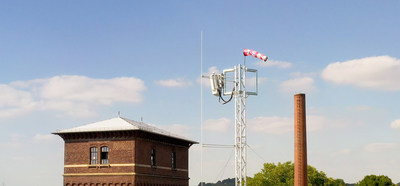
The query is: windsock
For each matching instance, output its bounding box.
[243,49,268,61]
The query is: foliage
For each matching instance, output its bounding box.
[247,161,345,186]
[198,164,397,186]
[357,175,395,186]
[197,178,235,186]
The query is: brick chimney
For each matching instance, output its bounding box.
[294,93,308,186]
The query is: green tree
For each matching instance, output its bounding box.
[357,175,395,186]
[247,161,345,186]
[247,161,294,186]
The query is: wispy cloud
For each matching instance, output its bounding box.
[155,78,192,88]
[203,118,231,132]
[248,116,292,134]
[248,115,325,134]
[390,119,400,129]
[256,59,292,68]
[279,77,315,94]
[322,56,400,91]
[0,134,25,148]
[157,124,193,139]
[364,143,397,153]
[0,75,146,118]
[33,134,57,143]
[330,148,352,157]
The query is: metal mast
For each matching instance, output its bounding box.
[209,59,259,186]
[222,64,257,186]
[234,64,247,186]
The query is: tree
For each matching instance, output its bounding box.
[197,178,235,186]
[247,161,345,186]
[247,161,294,186]
[357,175,395,186]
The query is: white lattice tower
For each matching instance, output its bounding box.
[234,64,247,186]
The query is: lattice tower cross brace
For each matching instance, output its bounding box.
[222,64,257,186]
[235,64,246,186]
[234,64,256,186]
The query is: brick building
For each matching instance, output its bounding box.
[53,117,197,186]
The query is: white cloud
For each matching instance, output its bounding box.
[330,149,352,157]
[0,134,25,148]
[0,84,37,118]
[256,59,292,68]
[290,72,318,78]
[155,78,192,88]
[390,119,400,129]
[0,75,146,118]
[157,124,193,139]
[203,118,231,132]
[364,143,397,153]
[0,84,34,107]
[322,56,400,91]
[279,77,315,93]
[248,116,292,134]
[248,115,325,134]
[347,105,372,111]
[38,76,145,104]
[307,115,325,132]
[33,134,57,143]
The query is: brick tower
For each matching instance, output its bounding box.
[54,117,197,186]
[294,93,307,186]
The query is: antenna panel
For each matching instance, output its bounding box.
[210,73,222,96]
[223,68,235,96]
[245,68,258,96]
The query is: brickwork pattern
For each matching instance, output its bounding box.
[294,94,308,186]
[63,134,190,186]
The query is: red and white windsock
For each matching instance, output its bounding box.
[243,49,268,61]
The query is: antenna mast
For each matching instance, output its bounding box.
[234,64,249,186]
[209,64,258,186]
[206,49,268,186]
[208,49,265,186]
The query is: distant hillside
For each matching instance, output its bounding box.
[197,178,399,186]
[198,179,383,186]
[197,178,235,186]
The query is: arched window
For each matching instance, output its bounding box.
[151,149,156,166]
[90,147,98,164]
[101,146,109,164]
[171,151,176,169]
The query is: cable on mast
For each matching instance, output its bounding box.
[205,48,267,186]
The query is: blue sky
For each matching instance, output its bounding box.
[1,1,400,185]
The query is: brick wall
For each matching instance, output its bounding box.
[63,135,190,186]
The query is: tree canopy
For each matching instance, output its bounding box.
[198,162,398,186]
[357,175,395,186]
[247,161,345,186]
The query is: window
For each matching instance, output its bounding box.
[101,146,109,164]
[90,147,98,164]
[172,152,176,169]
[151,149,156,166]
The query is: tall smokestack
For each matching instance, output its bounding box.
[294,93,307,186]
